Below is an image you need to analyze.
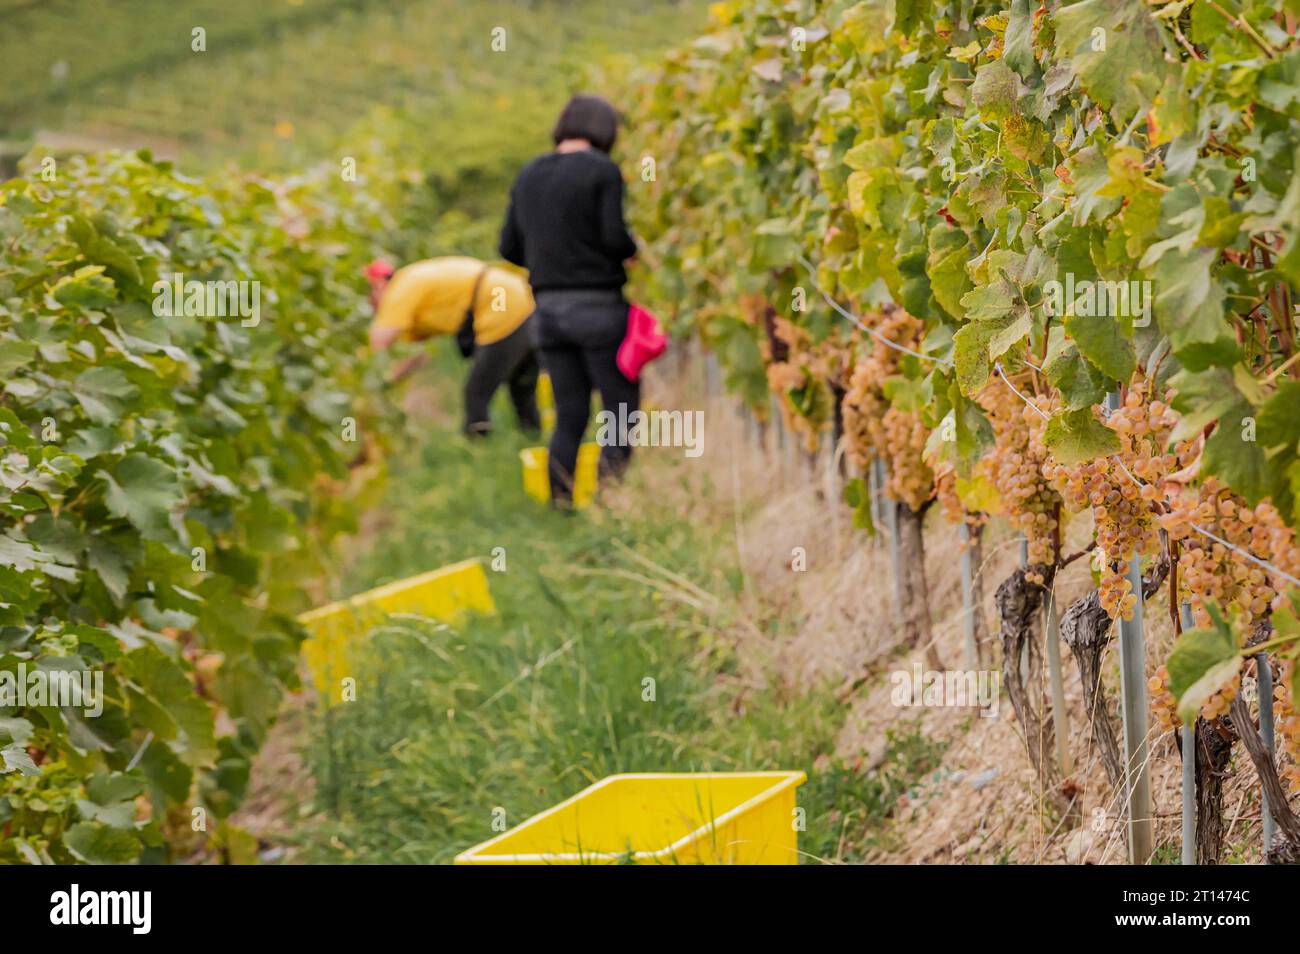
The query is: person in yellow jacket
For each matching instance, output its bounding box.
[366,256,540,436]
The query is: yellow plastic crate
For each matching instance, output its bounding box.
[519,442,599,508]
[298,558,495,702]
[454,771,806,865]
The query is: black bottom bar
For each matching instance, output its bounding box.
[8,863,1277,939]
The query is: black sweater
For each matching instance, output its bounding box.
[499,150,638,292]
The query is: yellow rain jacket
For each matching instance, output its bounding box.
[371,257,534,346]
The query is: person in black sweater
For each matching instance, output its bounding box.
[500,94,640,506]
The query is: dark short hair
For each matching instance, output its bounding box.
[551,95,620,153]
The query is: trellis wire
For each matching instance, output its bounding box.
[1184,520,1300,589]
[796,256,952,368]
[995,362,1049,420]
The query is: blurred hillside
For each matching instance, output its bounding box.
[0,0,705,174]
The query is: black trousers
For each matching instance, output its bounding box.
[463,317,540,436]
[533,289,639,504]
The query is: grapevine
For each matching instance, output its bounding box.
[0,101,452,860]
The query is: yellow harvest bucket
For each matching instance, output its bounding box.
[519,442,599,508]
[536,372,556,434]
[454,771,806,865]
[298,558,495,702]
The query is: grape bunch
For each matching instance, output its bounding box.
[841,306,934,512]
[1045,384,1179,620]
[1150,661,1243,729]
[1149,664,1180,732]
[766,358,815,448]
[974,374,1061,573]
[1051,453,1154,618]
[1201,671,1242,721]
[1163,478,1296,628]
[765,317,822,452]
[765,315,855,453]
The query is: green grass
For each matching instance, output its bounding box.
[288,349,945,864]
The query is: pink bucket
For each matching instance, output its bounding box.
[617,303,668,382]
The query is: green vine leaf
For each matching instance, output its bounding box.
[1054,0,1167,119]
[1167,607,1241,727]
[1044,407,1121,464]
